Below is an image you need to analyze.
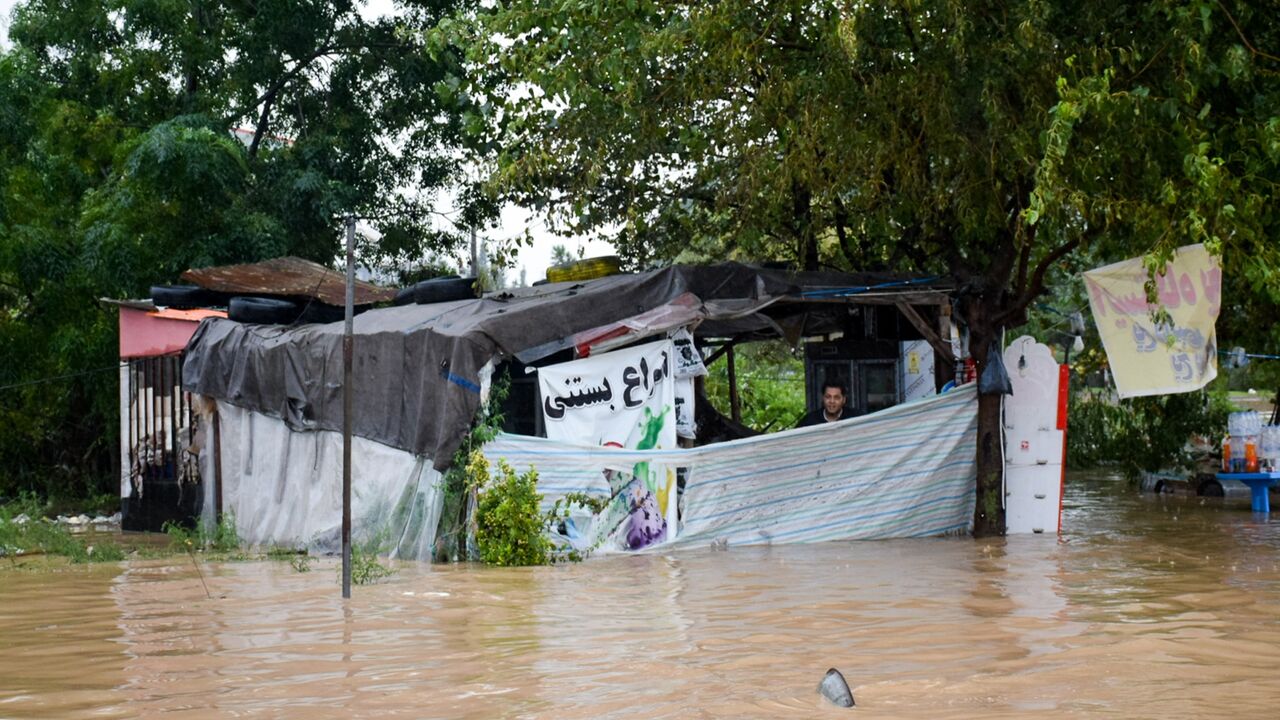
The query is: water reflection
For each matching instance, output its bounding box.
[2,472,1279,718]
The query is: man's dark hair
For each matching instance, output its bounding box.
[822,378,847,396]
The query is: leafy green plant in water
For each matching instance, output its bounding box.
[436,371,511,562]
[208,512,241,553]
[350,544,396,584]
[467,450,550,567]
[162,520,198,551]
[290,554,313,573]
[437,369,595,566]
[163,511,241,554]
[338,530,395,584]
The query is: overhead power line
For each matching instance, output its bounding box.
[0,363,122,393]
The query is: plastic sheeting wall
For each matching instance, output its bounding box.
[486,384,978,552]
[199,401,444,561]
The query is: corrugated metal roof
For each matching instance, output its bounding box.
[180,256,396,306]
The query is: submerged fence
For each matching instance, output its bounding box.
[486,384,979,552]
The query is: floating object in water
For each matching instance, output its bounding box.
[818,668,855,708]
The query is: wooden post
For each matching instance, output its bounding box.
[342,217,355,599]
[895,301,955,366]
[727,344,741,425]
[212,407,223,520]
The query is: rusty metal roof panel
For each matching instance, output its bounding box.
[180,256,396,306]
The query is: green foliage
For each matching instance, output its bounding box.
[0,492,46,521]
[1066,386,1233,479]
[550,492,609,518]
[466,450,550,567]
[0,500,123,563]
[435,369,509,561]
[703,341,806,431]
[289,554,314,574]
[468,0,1279,285]
[466,0,1280,535]
[348,538,396,585]
[0,0,490,504]
[163,511,241,554]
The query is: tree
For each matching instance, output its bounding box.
[549,243,575,267]
[0,0,488,500]
[463,0,1280,535]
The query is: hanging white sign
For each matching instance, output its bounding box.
[669,327,708,378]
[538,340,679,549]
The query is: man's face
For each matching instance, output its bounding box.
[822,386,846,416]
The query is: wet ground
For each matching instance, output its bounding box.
[2,471,1278,718]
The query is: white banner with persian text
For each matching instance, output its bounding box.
[538,340,679,549]
[1084,243,1222,398]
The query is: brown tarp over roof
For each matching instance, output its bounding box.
[181,256,397,305]
[181,262,951,469]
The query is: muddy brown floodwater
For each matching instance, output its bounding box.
[3,472,1279,719]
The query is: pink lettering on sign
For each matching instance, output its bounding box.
[1157,271,1182,309]
[1199,266,1221,316]
[1178,272,1197,306]
[1086,276,1151,318]
[1156,270,1201,309]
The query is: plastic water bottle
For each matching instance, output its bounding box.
[1229,413,1246,472]
[1246,412,1262,472]
[1222,434,1232,473]
[1262,425,1280,473]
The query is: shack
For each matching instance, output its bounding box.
[179,262,988,558]
[109,257,395,531]
[104,299,224,531]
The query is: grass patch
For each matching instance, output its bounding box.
[1,498,125,564]
[163,512,242,554]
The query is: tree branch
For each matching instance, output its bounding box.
[832,195,857,269]
[993,233,1085,328]
[1217,0,1280,64]
[1013,227,1032,298]
[228,37,416,139]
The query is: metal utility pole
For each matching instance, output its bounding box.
[342,217,355,599]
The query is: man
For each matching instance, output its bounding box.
[795,379,860,427]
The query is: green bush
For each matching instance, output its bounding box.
[435,372,510,562]
[1066,386,1232,478]
[289,554,313,573]
[349,542,396,584]
[467,450,551,567]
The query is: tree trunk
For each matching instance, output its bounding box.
[973,389,1006,537]
[966,296,1007,538]
[792,180,817,271]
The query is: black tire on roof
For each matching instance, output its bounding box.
[393,286,416,306]
[297,301,347,325]
[228,296,300,324]
[413,276,477,304]
[150,284,224,309]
